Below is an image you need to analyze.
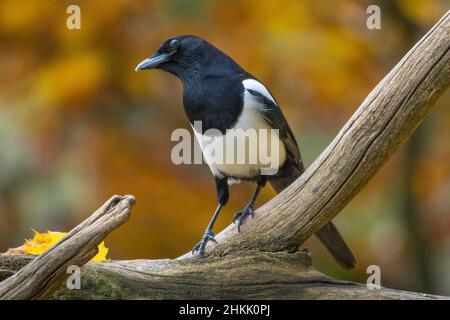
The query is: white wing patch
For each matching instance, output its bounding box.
[242,79,277,105]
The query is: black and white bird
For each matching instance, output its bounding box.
[136,35,356,268]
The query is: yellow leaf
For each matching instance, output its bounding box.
[90,241,109,263]
[6,230,109,262]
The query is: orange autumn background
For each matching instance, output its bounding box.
[0,0,449,295]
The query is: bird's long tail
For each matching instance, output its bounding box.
[269,166,356,269]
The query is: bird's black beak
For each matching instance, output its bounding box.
[135,52,171,71]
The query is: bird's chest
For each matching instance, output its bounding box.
[183,80,243,133]
[192,102,286,180]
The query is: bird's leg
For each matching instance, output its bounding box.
[192,203,222,256]
[192,177,228,256]
[233,176,267,232]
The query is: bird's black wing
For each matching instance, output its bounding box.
[246,88,304,172]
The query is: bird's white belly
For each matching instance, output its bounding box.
[192,105,286,180]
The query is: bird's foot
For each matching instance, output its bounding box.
[233,203,255,232]
[191,229,217,256]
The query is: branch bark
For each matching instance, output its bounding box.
[0,11,449,300]
[1,251,446,300]
[0,195,135,299]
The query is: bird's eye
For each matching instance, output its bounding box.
[169,39,180,50]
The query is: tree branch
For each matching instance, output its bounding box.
[0,195,135,299]
[1,251,447,299]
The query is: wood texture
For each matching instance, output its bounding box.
[1,252,447,300]
[0,195,135,299]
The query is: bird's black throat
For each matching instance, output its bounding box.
[182,73,246,134]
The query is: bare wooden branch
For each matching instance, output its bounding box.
[179,10,450,259]
[0,195,135,299]
[1,252,447,300]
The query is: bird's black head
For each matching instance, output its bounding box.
[136,35,243,83]
[135,35,212,81]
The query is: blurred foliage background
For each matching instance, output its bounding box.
[0,0,449,295]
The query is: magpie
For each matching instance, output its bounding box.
[136,35,356,269]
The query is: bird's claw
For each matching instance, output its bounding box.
[191,229,217,256]
[233,204,254,232]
